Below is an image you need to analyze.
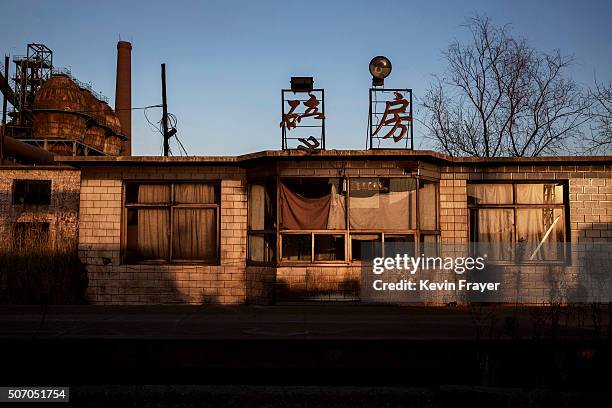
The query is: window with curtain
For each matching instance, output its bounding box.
[124,182,219,263]
[279,178,346,262]
[348,177,421,261]
[468,182,567,261]
[247,181,276,264]
[349,178,416,230]
[277,176,439,263]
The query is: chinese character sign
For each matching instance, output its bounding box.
[369,89,413,149]
[281,90,325,151]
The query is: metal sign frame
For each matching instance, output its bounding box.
[368,88,413,150]
[281,88,325,151]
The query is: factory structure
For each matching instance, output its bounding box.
[0,42,611,305]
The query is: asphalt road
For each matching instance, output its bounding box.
[0,303,605,340]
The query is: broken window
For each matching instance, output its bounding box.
[13,180,52,206]
[468,182,567,261]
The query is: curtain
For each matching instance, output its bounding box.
[419,182,437,230]
[517,208,563,260]
[173,208,216,260]
[476,209,514,260]
[175,183,215,203]
[138,184,171,203]
[516,184,562,204]
[280,183,331,230]
[327,183,346,229]
[173,184,216,260]
[137,184,170,259]
[469,184,513,204]
[249,185,265,230]
[349,179,415,230]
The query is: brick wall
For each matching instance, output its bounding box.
[79,165,247,305]
[274,158,434,302]
[440,163,612,243]
[4,155,607,306]
[0,168,80,250]
[434,163,612,304]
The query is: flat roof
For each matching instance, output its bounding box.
[53,149,612,168]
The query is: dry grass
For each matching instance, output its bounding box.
[0,225,87,304]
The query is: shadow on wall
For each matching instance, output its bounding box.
[85,260,224,305]
[0,229,87,305]
[275,277,360,302]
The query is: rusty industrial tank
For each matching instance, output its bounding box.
[102,102,123,155]
[32,75,87,155]
[81,89,106,152]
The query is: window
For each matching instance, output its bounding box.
[468,182,567,261]
[13,180,51,205]
[349,177,416,230]
[276,176,439,263]
[279,178,346,263]
[124,182,220,263]
[11,222,50,249]
[247,182,276,264]
[349,177,419,261]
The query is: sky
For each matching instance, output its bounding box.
[1,0,612,156]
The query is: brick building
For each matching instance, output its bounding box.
[1,150,611,305]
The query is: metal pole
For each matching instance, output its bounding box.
[1,55,8,164]
[161,63,169,157]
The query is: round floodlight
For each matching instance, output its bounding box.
[369,56,392,80]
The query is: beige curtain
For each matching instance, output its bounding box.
[175,183,215,203]
[327,183,346,229]
[349,179,415,230]
[138,184,171,203]
[173,208,216,260]
[249,184,265,230]
[517,208,563,260]
[469,184,513,204]
[172,184,216,260]
[419,181,437,230]
[516,184,562,204]
[137,184,170,259]
[477,209,514,260]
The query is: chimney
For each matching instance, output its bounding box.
[115,41,132,155]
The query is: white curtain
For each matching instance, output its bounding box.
[517,208,563,260]
[516,184,562,204]
[469,184,513,204]
[349,179,415,230]
[476,209,514,260]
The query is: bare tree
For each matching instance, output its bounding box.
[421,15,591,157]
[586,81,612,154]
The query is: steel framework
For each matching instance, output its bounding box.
[281,89,325,151]
[368,88,413,150]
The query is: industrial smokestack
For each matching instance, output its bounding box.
[115,41,132,155]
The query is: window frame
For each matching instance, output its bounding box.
[246,179,277,266]
[268,175,441,266]
[12,179,52,206]
[121,180,221,265]
[467,180,570,264]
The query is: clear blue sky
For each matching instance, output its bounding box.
[2,0,611,155]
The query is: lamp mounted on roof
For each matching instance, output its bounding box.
[280,76,325,152]
[369,56,392,87]
[367,56,413,150]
